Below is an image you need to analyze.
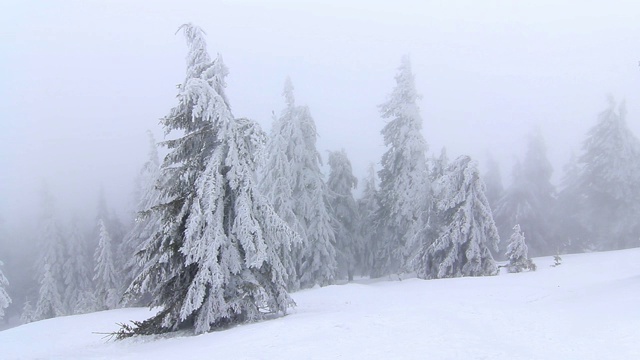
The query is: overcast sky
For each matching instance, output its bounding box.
[1,0,640,226]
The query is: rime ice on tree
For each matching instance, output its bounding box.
[416,156,499,279]
[567,98,640,250]
[120,24,296,336]
[374,55,430,277]
[261,78,336,289]
[505,224,535,273]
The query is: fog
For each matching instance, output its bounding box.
[1,1,640,263]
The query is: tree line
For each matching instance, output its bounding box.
[1,24,639,334]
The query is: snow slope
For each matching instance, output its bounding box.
[1,248,639,359]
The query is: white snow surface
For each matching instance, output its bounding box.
[2,248,639,359]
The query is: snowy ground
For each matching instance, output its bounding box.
[1,248,639,360]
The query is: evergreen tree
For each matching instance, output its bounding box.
[121,24,296,336]
[94,219,119,310]
[505,224,535,273]
[0,260,10,321]
[63,217,94,314]
[94,188,127,273]
[357,164,381,277]
[569,98,640,249]
[374,55,430,277]
[327,149,361,281]
[33,186,66,321]
[415,156,498,279]
[33,264,64,320]
[261,78,336,289]
[494,132,557,257]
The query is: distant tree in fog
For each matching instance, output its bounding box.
[415,156,498,279]
[0,260,10,321]
[483,153,504,211]
[494,132,556,257]
[261,78,336,289]
[93,219,119,310]
[374,55,430,277]
[554,153,590,252]
[120,130,162,304]
[357,164,380,277]
[62,216,94,314]
[327,149,361,281]
[32,187,66,321]
[564,98,640,250]
[33,264,64,320]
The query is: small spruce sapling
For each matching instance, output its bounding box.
[505,224,536,273]
[552,251,562,267]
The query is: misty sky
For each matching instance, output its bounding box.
[1,0,640,226]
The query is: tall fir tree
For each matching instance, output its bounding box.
[33,186,66,321]
[94,219,119,310]
[374,55,430,277]
[494,131,557,257]
[415,156,499,279]
[121,24,296,336]
[327,149,361,281]
[261,78,336,289]
[568,98,640,250]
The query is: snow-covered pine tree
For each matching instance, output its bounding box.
[505,224,535,273]
[493,131,557,257]
[327,149,361,281]
[94,188,127,274]
[33,264,64,320]
[121,24,296,336]
[120,131,163,304]
[63,216,95,314]
[261,77,336,289]
[94,218,119,310]
[0,260,10,321]
[357,164,381,277]
[374,55,430,277]
[415,156,499,279]
[569,98,640,250]
[33,186,66,321]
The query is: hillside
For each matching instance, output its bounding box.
[1,248,639,359]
